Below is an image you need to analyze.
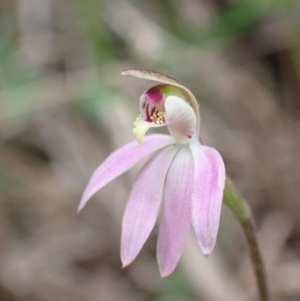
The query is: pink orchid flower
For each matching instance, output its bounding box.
[78,69,225,277]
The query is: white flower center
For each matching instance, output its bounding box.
[133,86,198,144]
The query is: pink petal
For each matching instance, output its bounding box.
[121,145,179,267]
[157,146,194,277]
[164,96,197,144]
[190,142,225,256]
[78,134,174,212]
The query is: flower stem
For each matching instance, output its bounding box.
[223,178,272,301]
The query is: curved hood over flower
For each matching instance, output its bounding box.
[78,69,225,277]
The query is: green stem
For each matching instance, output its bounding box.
[223,178,272,301]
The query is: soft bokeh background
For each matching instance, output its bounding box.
[0,0,300,300]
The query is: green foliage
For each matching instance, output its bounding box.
[73,82,116,122]
[153,270,193,301]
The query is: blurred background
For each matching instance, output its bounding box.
[0,0,300,300]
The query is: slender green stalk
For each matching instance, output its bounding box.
[223,178,272,301]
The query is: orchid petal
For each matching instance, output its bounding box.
[121,145,179,266]
[164,96,197,144]
[78,134,174,212]
[157,146,194,277]
[133,120,154,144]
[122,69,184,87]
[190,142,225,256]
